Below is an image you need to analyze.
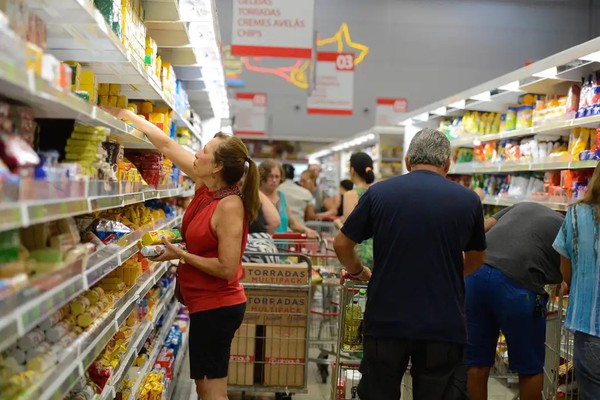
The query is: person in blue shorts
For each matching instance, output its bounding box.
[466,202,564,400]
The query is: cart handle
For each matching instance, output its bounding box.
[272,232,309,239]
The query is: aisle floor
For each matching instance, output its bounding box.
[173,350,519,400]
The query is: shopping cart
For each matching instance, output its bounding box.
[306,220,339,243]
[229,252,312,400]
[332,281,414,400]
[543,286,576,399]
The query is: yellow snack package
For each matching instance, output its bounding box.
[141,229,182,245]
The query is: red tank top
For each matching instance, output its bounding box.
[178,185,248,313]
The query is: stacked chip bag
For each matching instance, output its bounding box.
[139,369,166,399]
[65,125,111,178]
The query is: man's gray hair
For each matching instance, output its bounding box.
[406,128,451,168]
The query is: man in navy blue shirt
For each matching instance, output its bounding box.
[334,128,486,400]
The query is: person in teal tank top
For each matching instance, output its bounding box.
[275,190,290,233]
[334,152,375,269]
[258,160,319,238]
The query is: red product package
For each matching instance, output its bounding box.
[567,85,581,113]
[0,132,40,172]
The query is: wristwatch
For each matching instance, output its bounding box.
[179,251,187,264]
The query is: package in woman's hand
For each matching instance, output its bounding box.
[141,229,182,245]
[141,243,186,258]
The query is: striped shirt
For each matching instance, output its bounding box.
[553,203,600,337]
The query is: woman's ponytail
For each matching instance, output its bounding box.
[242,158,260,222]
[364,167,375,184]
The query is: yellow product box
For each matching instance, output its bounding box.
[108,95,118,107]
[98,83,110,96]
[109,83,121,95]
[81,70,95,85]
[26,42,43,77]
[117,95,128,108]
[99,95,109,107]
[141,102,153,115]
[65,61,82,89]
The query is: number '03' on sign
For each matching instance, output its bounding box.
[335,54,355,71]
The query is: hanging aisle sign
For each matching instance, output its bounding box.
[307,52,354,115]
[233,93,267,136]
[375,98,408,126]
[231,0,315,59]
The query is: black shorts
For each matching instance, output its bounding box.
[188,302,246,380]
[358,336,468,400]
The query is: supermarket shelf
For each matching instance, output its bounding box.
[482,197,569,211]
[99,287,175,400]
[98,320,154,400]
[0,27,153,150]
[0,217,182,354]
[180,188,196,198]
[27,0,199,138]
[182,145,197,155]
[381,157,403,163]
[0,187,186,233]
[129,298,180,400]
[18,260,171,400]
[165,327,190,400]
[173,114,202,143]
[448,114,600,148]
[449,160,598,174]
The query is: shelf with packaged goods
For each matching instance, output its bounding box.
[380,157,404,163]
[128,296,180,400]
[0,187,187,233]
[0,217,182,354]
[0,27,153,150]
[482,197,568,212]
[448,160,598,175]
[27,0,199,138]
[448,114,600,148]
[11,261,173,400]
[98,285,176,400]
[165,326,189,400]
[400,36,600,129]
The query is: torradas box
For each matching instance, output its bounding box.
[228,323,256,386]
[241,262,309,286]
[263,326,306,387]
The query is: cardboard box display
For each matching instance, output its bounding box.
[241,262,309,286]
[228,323,256,386]
[243,312,307,327]
[263,326,306,387]
[245,289,309,314]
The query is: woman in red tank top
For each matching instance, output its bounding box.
[102,106,260,400]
